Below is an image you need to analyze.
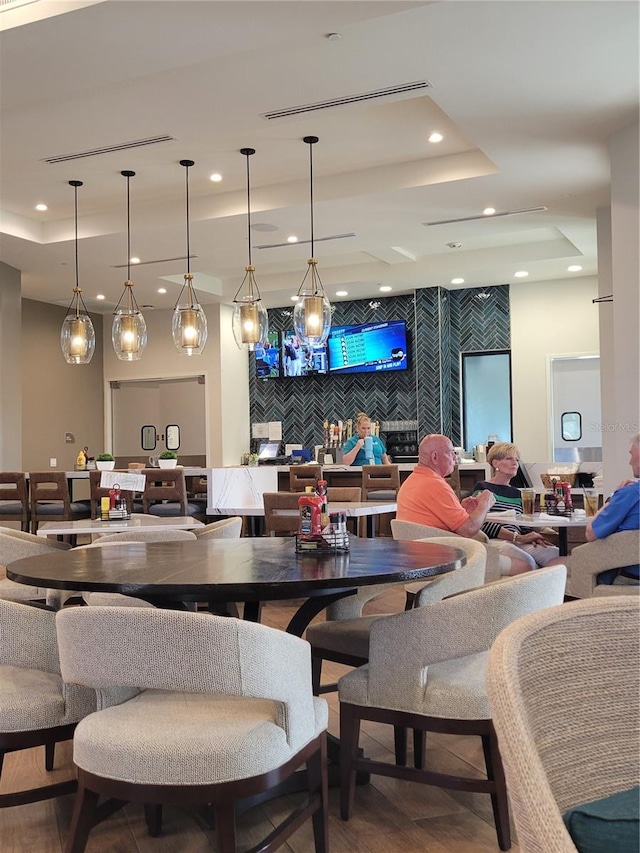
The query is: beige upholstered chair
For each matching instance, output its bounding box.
[0,599,98,808]
[29,471,91,534]
[563,530,640,598]
[391,518,502,592]
[194,516,243,539]
[487,597,639,853]
[0,527,71,606]
[0,472,30,532]
[56,606,329,853]
[338,565,567,851]
[306,537,486,696]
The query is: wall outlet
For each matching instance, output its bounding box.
[49,457,57,468]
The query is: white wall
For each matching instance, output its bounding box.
[510,275,600,460]
[102,303,250,467]
[0,263,22,469]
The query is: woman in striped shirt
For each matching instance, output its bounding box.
[472,442,559,568]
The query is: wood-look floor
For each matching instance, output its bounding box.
[0,587,520,853]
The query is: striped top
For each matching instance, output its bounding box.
[472,480,524,539]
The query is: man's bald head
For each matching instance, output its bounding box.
[418,434,457,477]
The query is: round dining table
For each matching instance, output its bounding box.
[8,536,463,635]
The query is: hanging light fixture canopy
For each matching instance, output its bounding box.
[172,159,208,356]
[112,170,147,361]
[60,180,96,365]
[232,147,269,351]
[293,136,331,346]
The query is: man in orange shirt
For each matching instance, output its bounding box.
[397,434,532,575]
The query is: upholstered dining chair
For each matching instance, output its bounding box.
[338,565,567,852]
[0,599,99,808]
[56,606,329,853]
[487,597,639,853]
[263,491,301,537]
[141,468,204,519]
[0,472,30,532]
[562,530,640,598]
[361,464,400,536]
[0,527,71,607]
[326,487,362,534]
[289,464,323,492]
[306,536,486,697]
[29,471,91,535]
[194,516,243,539]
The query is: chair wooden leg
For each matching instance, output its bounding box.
[413,728,425,769]
[65,782,100,853]
[404,592,416,610]
[45,741,55,771]
[214,802,237,853]
[307,733,329,853]
[482,731,511,851]
[393,726,407,765]
[144,803,163,837]
[339,704,360,820]
[311,655,323,696]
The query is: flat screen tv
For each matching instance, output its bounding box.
[282,330,328,377]
[254,332,281,379]
[327,320,408,374]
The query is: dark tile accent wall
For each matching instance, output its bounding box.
[249,285,510,449]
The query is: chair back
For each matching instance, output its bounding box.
[487,597,640,853]
[289,465,323,492]
[263,492,300,537]
[326,487,362,502]
[89,529,197,544]
[445,464,462,497]
[361,464,400,499]
[89,470,134,518]
[29,471,78,532]
[0,472,29,531]
[142,469,188,515]
[195,517,243,539]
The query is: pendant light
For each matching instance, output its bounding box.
[112,170,147,361]
[231,147,269,350]
[60,180,96,364]
[293,135,331,346]
[172,159,208,355]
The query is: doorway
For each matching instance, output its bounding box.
[550,355,601,462]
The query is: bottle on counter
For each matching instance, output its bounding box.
[316,479,329,529]
[298,486,322,539]
[76,449,86,471]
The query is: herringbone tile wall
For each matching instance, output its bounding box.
[249,285,510,450]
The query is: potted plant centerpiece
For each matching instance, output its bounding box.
[158,450,178,469]
[95,453,116,471]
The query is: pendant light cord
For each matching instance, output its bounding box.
[126,175,131,281]
[74,184,79,292]
[246,153,252,267]
[185,163,191,275]
[309,141,314,256]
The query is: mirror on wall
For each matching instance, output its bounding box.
[141,425,157,451]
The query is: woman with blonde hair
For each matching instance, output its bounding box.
[472,441,559,569]
[342,412,390,466]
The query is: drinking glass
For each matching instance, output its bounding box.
[520,488,536,515]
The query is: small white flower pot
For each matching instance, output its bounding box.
[95,461,115,471]
[158,459,178,469]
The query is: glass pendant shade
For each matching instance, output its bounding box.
[232,147,269,351]
[293,259,332,345]
[112,282,147,360]
[60,180,95,364]
[172,273,208,355]
[232,265,269,350]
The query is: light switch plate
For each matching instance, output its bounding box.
[50,457,57,467]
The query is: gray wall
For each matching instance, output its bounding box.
[0,262,22,469]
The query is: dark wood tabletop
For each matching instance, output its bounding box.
[8,537,463,634]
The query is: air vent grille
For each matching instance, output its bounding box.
[256,233,355,250]
[43,135,175,164]
[423,207,548,227]
[263,81,431,120]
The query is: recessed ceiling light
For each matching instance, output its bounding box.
[130,257,140,264]
[336,290,348,297]
[157,287,167,294]
[287,235,298,243]
[209,173,222,182]
[514,270,529,278]
[483,207,496,216]
[451,277,465,285]
[428,132,443,143]
[567,264,583,272]
[290,295,299,302]
[379,286,392,293]
[35,203,48,211]
[96,294,105,301]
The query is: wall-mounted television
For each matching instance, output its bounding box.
[254,331,281,379]
[327,320,408,374]
[282,330,328,377]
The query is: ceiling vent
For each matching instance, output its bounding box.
[263,81,431,120]
[42,135,175,164]
[256,233,355,250]
[423,207,548,227]
[111,254,197,269]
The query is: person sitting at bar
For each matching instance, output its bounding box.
[342,412,390,466]
[472,441,559,568]
[397,433,532,575]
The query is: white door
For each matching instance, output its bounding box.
[550,356,601,462]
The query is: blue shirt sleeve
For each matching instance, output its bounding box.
[592,482,640,539]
